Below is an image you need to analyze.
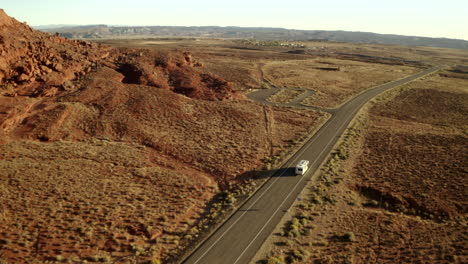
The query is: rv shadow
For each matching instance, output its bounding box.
[237,167,297,181]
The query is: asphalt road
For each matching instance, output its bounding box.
[183,66,441,264]
[247,87,324,112]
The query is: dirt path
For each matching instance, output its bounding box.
[262,106,274,157]
[247,88,329,113]
[251,62,328,112]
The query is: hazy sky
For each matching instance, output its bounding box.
[2,0,467,40]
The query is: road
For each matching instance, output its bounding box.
[247,87,324,112]
[183,66,441,264]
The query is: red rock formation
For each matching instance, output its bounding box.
[0,9,242,144]
[0,9,111,97]
[0,9,238,100]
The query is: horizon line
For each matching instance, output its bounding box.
[32,24,468,41]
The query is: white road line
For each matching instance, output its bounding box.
[190,66,440,264]
[232,105,356,264]
[231,67,441,264]
[191,117,336,264]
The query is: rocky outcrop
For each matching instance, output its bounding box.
[0,9,242,144]
[0,9,111,97]
[0,9,238,100]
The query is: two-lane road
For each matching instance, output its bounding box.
[183,66,441,264]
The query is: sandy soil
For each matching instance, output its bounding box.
[268,89,305,104]
[0,10,325,264]
[253,72,468,264]
[2,8,467,263]
[263,58,418,108]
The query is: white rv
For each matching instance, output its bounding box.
[295,160,309,175]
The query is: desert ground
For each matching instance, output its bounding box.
[0,13,329,264]
[253,69,468,264]
[99,38,467,109]
[1,8,468,263]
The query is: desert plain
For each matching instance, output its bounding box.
[0,9,467,264]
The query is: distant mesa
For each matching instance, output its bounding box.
[37,24,468,50]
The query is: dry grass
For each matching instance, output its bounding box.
[302,41,468,65]
[197,57,262,90]
[371,75,468,132]
[267,89,305,104]
[97,39,467,111]
[353,74,468,220]
[263,58,418,108]
[0,140,216,263]
[2,38,466,263]
[0,40,329,263]
[0,93,324,263]
[254,72,468,264]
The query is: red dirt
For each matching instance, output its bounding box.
[0,10,107,97]
[0,8,244,147]
[0,9,239,101]
[354,131,467,219]
[0,10,325,263]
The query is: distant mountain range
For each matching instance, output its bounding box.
[33,24,80,30]
[37,25,468,50]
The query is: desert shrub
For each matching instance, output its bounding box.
[225,193,237,204]
[284,213,315,238]
[101,256,111,262]
[88,256,99,262]
[131,244,146,255]
[189,227,199,235]
[311,195,322,204]
[323,195,337,205]
[363,200,379,207]
[342,232,356,242]
[89,255,111,262]
[312,239,329,246]
[301,227,312,236]
[287,229,300,238]
[297,211,311,220]
[337,147,348,160]
[319,255,334,264]
[286,247,309,263]
[265,256,284,264]
[274,241,288,247]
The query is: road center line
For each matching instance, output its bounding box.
[188,66,440,264]
[191,116,336,264]
[232,102,358,264]
[230,66,441,264]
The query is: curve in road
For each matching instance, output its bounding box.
[183,66,441,264]
[247,87,326,112]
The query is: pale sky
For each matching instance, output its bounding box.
[2,0,467,40]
